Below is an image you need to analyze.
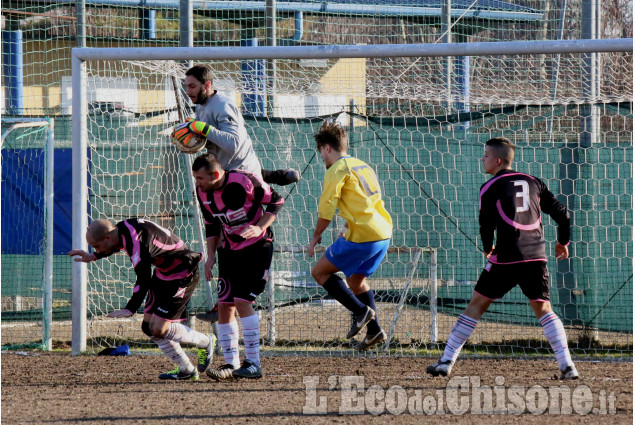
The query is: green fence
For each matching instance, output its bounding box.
[3,105,631,348]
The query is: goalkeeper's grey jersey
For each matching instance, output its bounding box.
[194,91,262,176]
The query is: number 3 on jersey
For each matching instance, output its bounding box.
[513,180,530,212]
[352,165,380,197]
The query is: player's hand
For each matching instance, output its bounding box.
[171,120,211,144]
[239,225,264,239]
[485,246,495,259]
[555,242,569,260]
[107,309,133,318]
[67,249,98,263]
[308,236,321,258]
[205,255,216,281]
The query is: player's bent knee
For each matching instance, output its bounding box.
[141,321,153,338]
[150,325,168,339]
[311,268,327,285]
[529,299,553,317]
[464,293,492,319]
[144,320,168,339]
[471,292,493,306]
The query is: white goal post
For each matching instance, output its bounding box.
[72,39,631,61]
[71,39,633,356]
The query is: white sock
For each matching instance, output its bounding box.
[153,337,194,373]
[218,321,240,368]
[540,312,574,370]
[240,314,261,367]
[441,314,478,363]
[164,322,211,348]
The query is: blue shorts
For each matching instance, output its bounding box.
[325,237,390,277]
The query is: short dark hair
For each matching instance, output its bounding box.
[185,64,214,85]
[192,153,222,174]
[314,119,347,152]
[485,137,515,165]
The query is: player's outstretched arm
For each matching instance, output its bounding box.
[107,309,134,318]
[67,249,98,263]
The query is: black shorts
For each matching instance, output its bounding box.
[145,268,199,321]
[474,261,550,301]
[217,241,273,304]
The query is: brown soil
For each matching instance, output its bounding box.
[1,352,632,424]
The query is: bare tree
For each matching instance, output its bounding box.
[601,0,633,38]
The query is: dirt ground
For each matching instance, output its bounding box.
[1,352,632,424]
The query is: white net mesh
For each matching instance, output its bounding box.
[81,49,632,357]
[1,120,52,349]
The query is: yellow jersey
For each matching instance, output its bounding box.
[318,156,393,243]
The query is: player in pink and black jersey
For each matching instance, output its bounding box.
[478,164,570,265]
[427,137,579,380]
[179,64,299,325]
[68,218,216,381]
[192,153,284,380]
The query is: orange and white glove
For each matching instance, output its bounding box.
[171,120,212,145]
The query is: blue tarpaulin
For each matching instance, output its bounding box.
[1,148,73,255]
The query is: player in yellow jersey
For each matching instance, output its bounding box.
[308,119,393,350]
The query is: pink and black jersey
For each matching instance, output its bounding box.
[196,170,285,250]
[479,169,570,264]
[95,218,202,312]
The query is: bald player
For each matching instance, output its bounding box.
[68,218,215,381]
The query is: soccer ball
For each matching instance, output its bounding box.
[171,134,207,154]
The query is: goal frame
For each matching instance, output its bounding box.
[70,38,632,355]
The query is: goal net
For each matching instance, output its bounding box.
[72,41,632,358]
[1,118,55,350]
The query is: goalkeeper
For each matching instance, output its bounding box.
[172,64,300,187]
[175,64,299,323]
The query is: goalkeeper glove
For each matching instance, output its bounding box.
[171,120,212,144]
